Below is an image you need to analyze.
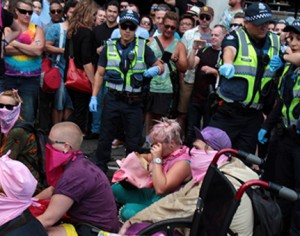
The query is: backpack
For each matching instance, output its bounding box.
[14,122,48,188]
[228,174,282,236]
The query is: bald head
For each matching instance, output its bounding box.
[49,122,83,151]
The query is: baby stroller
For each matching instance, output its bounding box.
[138,148,300,236]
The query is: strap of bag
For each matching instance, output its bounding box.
[55,23,64,65]
[68,37,74,58]
[154,36,173,73]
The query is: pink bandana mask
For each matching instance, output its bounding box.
[45,143,79,187]
[0,103,21,135]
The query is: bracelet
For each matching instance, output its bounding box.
[2,39,9,47]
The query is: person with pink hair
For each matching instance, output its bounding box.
[0,151,47,235]
[112,117,192,221]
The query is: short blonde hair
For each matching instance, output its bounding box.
[149,117,182,145]
[0,90,23,105]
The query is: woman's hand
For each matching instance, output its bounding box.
[150,143,163,160]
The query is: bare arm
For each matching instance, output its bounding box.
[222,45,237,64]
[34,186,55,200]
[44,40,65,55]
[152,59,165,75]
[187,47,200,69]
[83,63,95,85]
[172,42,187,73]
[150,144,191,195]
[37,194,74,228]
[201,65,219,78]
[4,20,21,42]
[92,66,105,97]
[7,26,45,56]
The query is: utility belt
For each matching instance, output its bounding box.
[218,101,262,116]
[284,126,300,144]
[108,88,143,104]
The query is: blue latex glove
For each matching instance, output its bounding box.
[143,66,160,78]
[219,64,235,79]
[297,129,300,135]
[270,55,283,72]
[258,128,268,144]
[89,96,97,112]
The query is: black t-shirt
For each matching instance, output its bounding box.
[1,9,14,76]
[98,38,157,70]
[93,23,118,47]
[191,46,220,103]
[64,27,97,78]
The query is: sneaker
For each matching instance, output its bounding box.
[83,132,99,140]
[111,139,124,149]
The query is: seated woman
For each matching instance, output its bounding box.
[0,90,44,192]
[112,118,192,221]
[119,126,258,236]
[0,152,47,235]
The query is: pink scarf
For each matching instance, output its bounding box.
[190,148,228,183]
[0,151,38,226]
[0,103,21,134]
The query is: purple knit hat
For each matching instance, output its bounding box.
[194,126,232,151]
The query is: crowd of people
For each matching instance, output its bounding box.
[0,0,300,235]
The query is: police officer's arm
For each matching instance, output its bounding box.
[222,45,237,64]
[92,65,105,97]
[171,41,188,73]
[145,44,165,74]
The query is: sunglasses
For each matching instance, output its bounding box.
[50,9,63,14]
[47,138,73,149]
[0,103,17,110]
[200,14,211,21]
[141,21,151,26]
[17,8,33,15]
[164,24,176,31]
[230,23,242,28]
[120,23,137,31]
[120,4,128,8]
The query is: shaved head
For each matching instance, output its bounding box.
[49,122,83,151]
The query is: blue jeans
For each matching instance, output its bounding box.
[91,85,107,134]
[0,76,40,123]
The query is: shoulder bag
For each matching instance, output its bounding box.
[65,37,92,94]
[41,23,63,93]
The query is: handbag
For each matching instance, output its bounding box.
[41,23,63,93]
[65,38,92,94]
[112,152,153,189]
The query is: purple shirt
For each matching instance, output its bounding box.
[54,155,119,232]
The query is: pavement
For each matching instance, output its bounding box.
[81,138,126,180]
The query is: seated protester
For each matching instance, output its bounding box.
[0,152,47,236]
[36,122,119,235]
[119,127,258,236]
[112,118,192,221]
[0,90,44,193]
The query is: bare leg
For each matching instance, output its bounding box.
[52,109,63,125]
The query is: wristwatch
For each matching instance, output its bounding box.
[153,157,162,164]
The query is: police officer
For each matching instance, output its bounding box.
[208,2,280,154]
[258,19,300,235]
[89,10,164,173]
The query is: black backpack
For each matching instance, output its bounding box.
[228,174,282,236]
[14,122,48,187]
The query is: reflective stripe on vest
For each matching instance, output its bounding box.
[279,64,300,127]
[105,38,146,92]
[219,30,280,109]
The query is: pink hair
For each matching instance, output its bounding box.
[149,117,182,145]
